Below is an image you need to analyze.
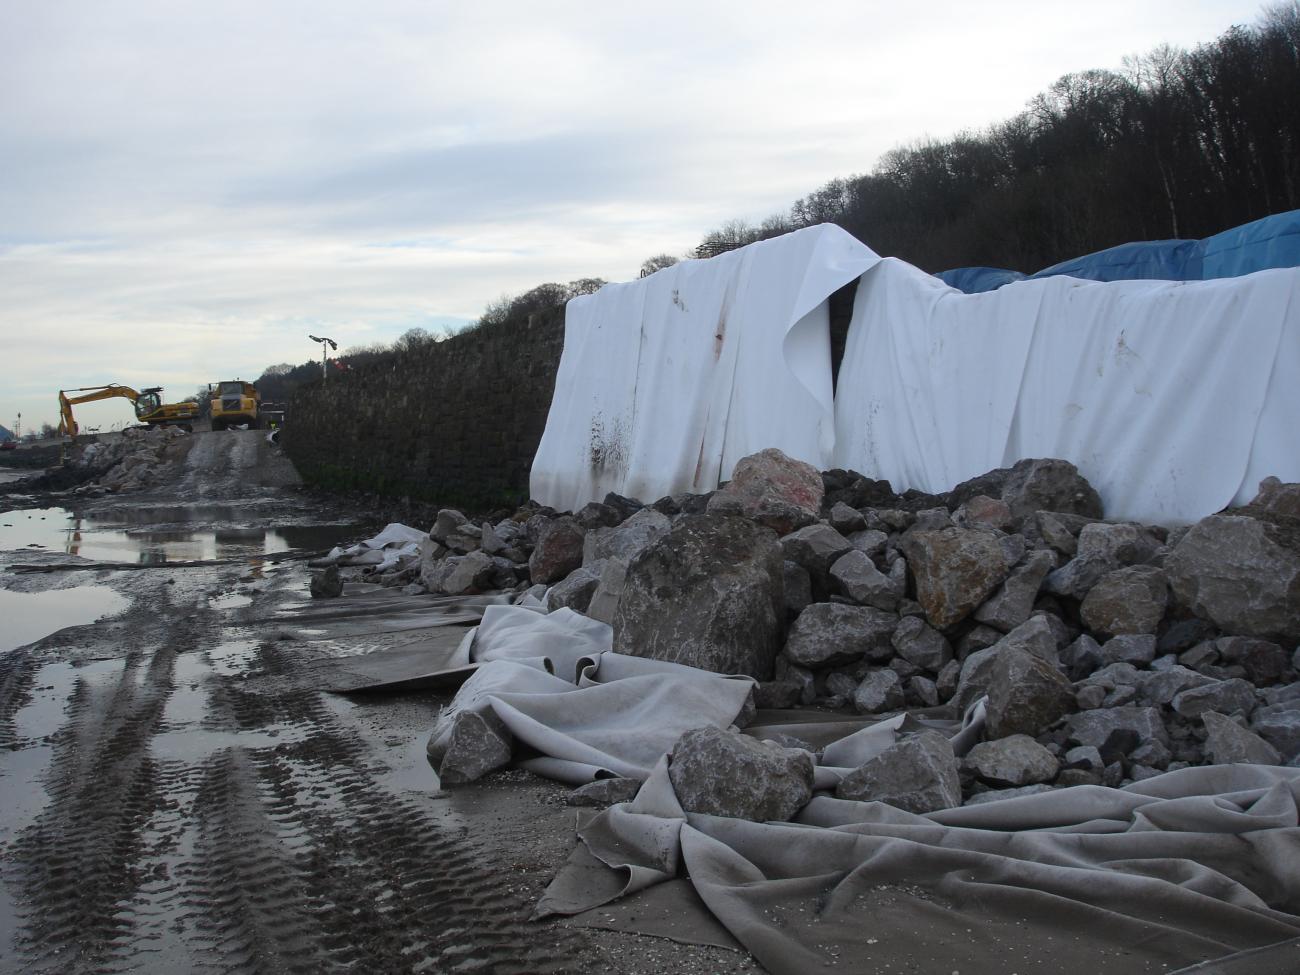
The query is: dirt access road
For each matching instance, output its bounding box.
[0,430,756,974]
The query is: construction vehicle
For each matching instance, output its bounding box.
[57,384,198,438]
[209,380,261,430]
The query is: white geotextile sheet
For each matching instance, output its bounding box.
[318,522,426,571]
[530,224,878,511]
[833,259,1300,524]
[430,605,756,783]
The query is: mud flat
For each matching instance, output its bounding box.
[0,430,757,974]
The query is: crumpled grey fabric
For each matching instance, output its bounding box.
[540,761,1300,974]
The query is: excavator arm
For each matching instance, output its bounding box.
[57,384,143,437]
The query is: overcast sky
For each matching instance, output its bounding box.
[0,1,1268,431]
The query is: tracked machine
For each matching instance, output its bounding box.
[57,384,198,437]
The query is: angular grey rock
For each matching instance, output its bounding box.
[985,648,1075,739]
[1064,745,1103,770]
[774,659,817,706]
[1171,678,1258,719]
[1214,636,1290,686]
[1099,634,1158,667]
[431,508,471,544]
[1251,704,1300,760]
[781,524,855,581]
[993,615,1060,666]
[575,501,622,530]
[1065,707,1169,750]
[1139,665,1216,706]
[565,777,642,807]
[783,603,897,669]
[908,675,940,708]
[584,558,629,624]
[705,448,823,535]
[1036,511,1078,557]
[898,527,1013,630]
[1044,522,1162,598]
[891,616,952,672]
[668,726,814,822]
[912,508,954,532]
[1129,739,1171,770]
[437,551,496,595]
[1202,711,1282,765]
[753,680,803,709]
[956,625,1003,659]
[1000,458,1104,523]
[417,537,450,591]
[936,660,961,701]
[1075,684,1107,710]
[974,550,1055,632]
[1080,565,1168,636]
[1165,514,1300,642]
[853,669,905,714]
[782,561,812,616]
[1061,633,1102,675]
[847,528,889,561]
[828,502,867,534]
[835,731,961,813]
[442,522,482,555]
[436,710,513,785]
[963,735,1060,787]
[309,565,344,599]
[583,508,671,566]
[824,671,860,702]
[545,562,603,613]
[614,515,784,679]
[528,516,586,585]
[1248,476,1300,518]
[830,549,902,611]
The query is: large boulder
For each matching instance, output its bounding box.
[1202,711,1281,765]
[1251,704,1300,760]
[614,515,784,679]
[582,508,671,566]
[1165,514,1300,642]
[898,528,1013,630]
[705,448,824,535]
[962,735,1059,787]
[528,516,586,585]
[1045,522,1163,599]
[1064,706,1169,751]
[669,727,814,822]
[1079,565,1168,636]
[1171,678,1257,719]
[835,731,961,813]
[437,551,496,595]
[985,648,1075,739]
[782,603,897,669]
[998,458,1104,524]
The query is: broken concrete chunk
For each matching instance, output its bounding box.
[835,731,961,814]
[669,726,814,822]
[962,735,1060,787]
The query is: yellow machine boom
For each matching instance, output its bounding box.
[57,384,198,437]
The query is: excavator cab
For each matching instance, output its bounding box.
[133,388,164,420]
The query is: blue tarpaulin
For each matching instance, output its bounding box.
[937,209,1300,292]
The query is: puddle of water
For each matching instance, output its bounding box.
[162,653,212,727]
[0,506,361,566]
[0,586,129,652]
[208,592,253,610]
[207,638,259,676]
[150,723,307,761]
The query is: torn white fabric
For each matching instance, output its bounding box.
[316,522,427,570]
[531,224,878,511]
[834,259,1300,524]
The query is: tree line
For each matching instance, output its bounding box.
[258,3,1298,394]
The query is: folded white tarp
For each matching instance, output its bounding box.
[833,259,1300,524]
[531,224,878,511]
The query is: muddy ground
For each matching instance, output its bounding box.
[0,431,758,974]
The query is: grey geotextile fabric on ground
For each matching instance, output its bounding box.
[541,759,1300,974]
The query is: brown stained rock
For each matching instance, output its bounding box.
[985,648,1075,739]
[974,549,1056,632]
[898,528,1012,630]
[705,448,824,535]
[614,514,784,679]
[528,516,586,585]
[669,726,813,822]
[1080,565,1168,636]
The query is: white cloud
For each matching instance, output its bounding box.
[0,0,1265,427]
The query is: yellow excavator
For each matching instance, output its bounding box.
[57,384,198,438]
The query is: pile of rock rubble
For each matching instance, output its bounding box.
[354,449,1300,811]
[66,426,189,494]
